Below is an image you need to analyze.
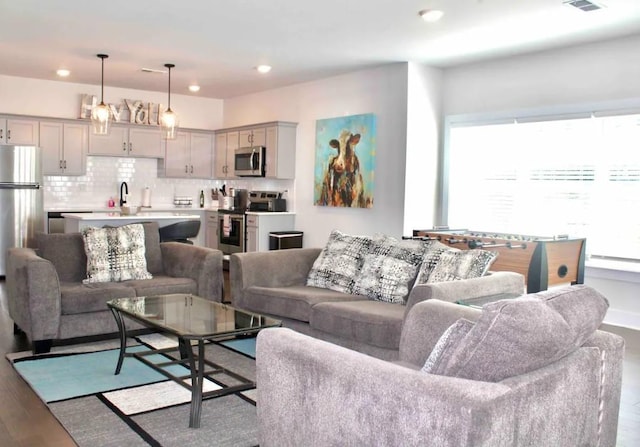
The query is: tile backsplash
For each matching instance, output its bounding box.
[44,156,295,209]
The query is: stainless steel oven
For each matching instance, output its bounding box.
[218,209,245,255]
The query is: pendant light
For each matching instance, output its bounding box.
[160,63,179,140]
[91,54,112,135]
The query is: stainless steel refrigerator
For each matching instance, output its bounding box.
[0,145,44,277]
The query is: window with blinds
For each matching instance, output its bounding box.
[446,113,640,261]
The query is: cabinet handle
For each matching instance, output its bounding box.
[59,160,63,169]
[129,142,132,151]
[190,165,194,174]
[185,165,189,173]
[123,142,127,152]
[64,160,67,169]
[7,129,10,140]
[0,129,3,139]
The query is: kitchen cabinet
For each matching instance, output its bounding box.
[0,118,39,145]
[239,127,266,147]
[245,212,296,252]
[265,123,297,179]
[39,121,88,175]
[163,131,212,178]
[214,131,239,178]
[214,121,297,179]
[89,126,163,158]
[205,211,218,250]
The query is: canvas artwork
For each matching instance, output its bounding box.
[314,113,376,208]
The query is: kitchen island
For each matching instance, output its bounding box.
[62,212,204,245]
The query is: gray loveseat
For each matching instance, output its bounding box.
[257,285,624,446]
[6,222,224,353]
[231,247,524,360]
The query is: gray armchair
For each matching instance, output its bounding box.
[256,286,624,447]
[6,222,223,353]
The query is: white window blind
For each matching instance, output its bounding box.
[447,113,640,261]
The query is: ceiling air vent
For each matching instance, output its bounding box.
[563,0,604,12]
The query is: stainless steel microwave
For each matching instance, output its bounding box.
[234,146,266,177]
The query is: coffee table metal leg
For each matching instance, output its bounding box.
[110,308,127,375]
[185,339,206,428]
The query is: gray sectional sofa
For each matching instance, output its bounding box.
[6,222,224,353]
[231,247,525,360]
[256,286,624,446]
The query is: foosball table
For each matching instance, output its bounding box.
[411,229,586,293]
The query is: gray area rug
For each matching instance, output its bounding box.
[12,335,259,447]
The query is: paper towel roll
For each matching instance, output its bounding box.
[141,187,151,207]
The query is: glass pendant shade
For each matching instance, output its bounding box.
[161,63,178,140]
[91,54,112,135]
[160,108,179,140]
[91,101,112,135]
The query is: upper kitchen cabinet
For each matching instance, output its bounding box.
[265,122,297,179]
[163,131,213,178]
[214,122,297,179]
[0,118,39,145]
[239,127,266,147]
[89,126,163,158]
[39,121,88,175]
[214,131,239,178]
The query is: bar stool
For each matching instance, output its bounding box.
[159,220,201,244]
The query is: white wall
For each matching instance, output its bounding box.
[441,33,640,329]
[443,33,640,116]
[403,63,443,236]
[0,74,224,129]
[225,63,415,247]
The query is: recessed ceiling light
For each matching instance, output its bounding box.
[56,69,71,77]
[418,9,444,23]
[188,84,201,92]
[256,65,272,74]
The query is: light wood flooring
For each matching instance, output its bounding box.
[0,278,637,446]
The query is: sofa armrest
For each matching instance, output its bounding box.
[405,271,525,313]
[257,327,514,447]
[5,248,61,341]
[160,243,224,302]
[399,299,482,366]
[230,248,322,304]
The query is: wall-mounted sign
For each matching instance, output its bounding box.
[79,94,165,126]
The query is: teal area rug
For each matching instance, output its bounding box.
[13,346,187,403]
[8,335,259,447]
[219,337,257,358]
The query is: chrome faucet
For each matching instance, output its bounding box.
[119,181,128,206]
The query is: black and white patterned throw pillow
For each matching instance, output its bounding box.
[82,224,153,284]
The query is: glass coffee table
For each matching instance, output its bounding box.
[107,294,281,428]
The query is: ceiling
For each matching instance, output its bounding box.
[1,0,639,99]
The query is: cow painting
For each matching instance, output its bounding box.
[319,130,366,207]
[314,114,375,208]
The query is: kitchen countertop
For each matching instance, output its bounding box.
[47,206,218,212]
[62,212,202,220]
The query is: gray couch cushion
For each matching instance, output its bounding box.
[310,300,406,349]
[242,285,367,322]
[37,232,87,282]
[427,285,609,382]
[122,276,198,298]
[60,282,136,315]
[141,222,164,275]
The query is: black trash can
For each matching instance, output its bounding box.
[269,231,303,250]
